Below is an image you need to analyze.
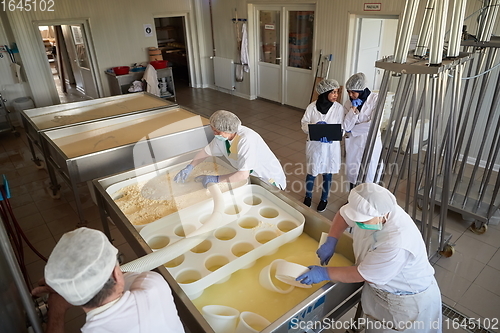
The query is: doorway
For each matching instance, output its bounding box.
[254,5,315,109]
[154,16,190,89]
[37,22,100,103]
[347,16,399,91]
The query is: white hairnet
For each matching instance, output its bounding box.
[345,73,368,91]
[342,183,397,222]
[45,227,118,306]
[210,110,241,133]
[316,79,340,95]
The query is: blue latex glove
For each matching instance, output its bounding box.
[173,164,194,183]
[316,121,327,124]
[296,266,331,285]
[316,236,338,265]
[319,136,329,143]
[195,175,219,188]
[352,99,363,108]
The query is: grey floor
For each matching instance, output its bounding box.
[2,82,499,332]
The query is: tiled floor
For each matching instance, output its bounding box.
[2,82,499,332]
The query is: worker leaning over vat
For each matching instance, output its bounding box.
[174,110,287,189]
[301,78,344,212]
[343,73,383,189]
[296,183,442,333]
[31,228,185,333]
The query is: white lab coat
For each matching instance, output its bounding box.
[339,205,442,333]
[205,125,287,189]
[301,101,344,176]
[81,272,185,333]
[343,93,383,184]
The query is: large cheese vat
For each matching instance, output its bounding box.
[40,107,212,225]
[92,150,362,333]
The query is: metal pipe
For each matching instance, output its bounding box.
[415,0,436,57]
[0,217,44,333]
[472,58,500,209]
[476,0,500,42]
[460,48,497,207]
[447,0,467,57]
[486,1,500,41]
[394,0,421,63]
[356,70,391,184]
[379,74,408,182]
[439,66,460,251]
[414,75,430,221]
[451,50,486,200]
[452,50,476,170]
[429,0,449,65]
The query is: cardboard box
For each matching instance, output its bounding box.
[260,12,274,24]
[262,29,277,43]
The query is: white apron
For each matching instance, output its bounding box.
[344,94,383,184]
[362,280,442,333]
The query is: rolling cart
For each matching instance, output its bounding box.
[0,93,19,137]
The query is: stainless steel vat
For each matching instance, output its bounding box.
[92,151,362,333]
[40,107,212,225]
[20,92,174,168]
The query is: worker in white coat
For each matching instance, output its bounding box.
[296,183,442,333]
[174,110,286,189]
[301,79,344,212]
[343,73,383,189]
[31,228,185,333]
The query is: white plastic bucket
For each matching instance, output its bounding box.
[12,97,35,128]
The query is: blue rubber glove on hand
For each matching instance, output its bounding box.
[352,99,363,108]
[319,136,329,143]
[195,175,219,188]
[316,121,327,124]
[173,164,194,183]
[296,266,331,285]
[317,236,338,265]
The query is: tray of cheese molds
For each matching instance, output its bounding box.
[139,184,305,299]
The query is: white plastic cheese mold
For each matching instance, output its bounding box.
[139,184,305,299]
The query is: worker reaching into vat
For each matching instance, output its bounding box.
[301,78,344,212]
[296,183,442,333]
[343,73,383,190]
[31,228,185,333]
[174,110,287,190]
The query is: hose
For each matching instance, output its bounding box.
[120,183,225,273]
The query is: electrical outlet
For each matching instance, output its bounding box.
[0,46,6,52]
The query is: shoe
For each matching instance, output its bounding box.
[303,197,312,207]
[317,200,328,212]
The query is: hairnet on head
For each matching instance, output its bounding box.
[316,79,340,95]
[345,73,368,91]
[209,110,241,133]
[45,227,118,306]
[342,183,397,222]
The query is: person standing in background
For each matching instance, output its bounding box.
[301,79,344,212]
[343,73,383,190]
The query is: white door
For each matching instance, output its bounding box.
[256,6,315,109]
[62,24,99,98]
[354,18,398,91]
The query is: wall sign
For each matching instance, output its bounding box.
[144,24,153,37]
[264,24,275,30]
[364,3,381,11]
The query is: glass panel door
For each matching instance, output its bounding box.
[259,11,280,64]
[288,11,314,69]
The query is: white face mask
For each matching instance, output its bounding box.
[214,134,227,141]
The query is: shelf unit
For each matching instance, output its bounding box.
[105,67,175,101]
